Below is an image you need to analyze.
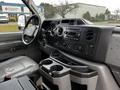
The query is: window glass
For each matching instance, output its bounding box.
[0,0,120,32]
[33,0,120,26]
[0,1,30,32]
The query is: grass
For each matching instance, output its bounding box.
[0,24,19,32]
[94,20,120,25]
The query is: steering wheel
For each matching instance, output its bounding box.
[22,14,41,45]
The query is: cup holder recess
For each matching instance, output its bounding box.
[50,65,63,72]
[41,60,53,65]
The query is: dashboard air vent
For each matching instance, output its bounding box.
[85,29,94,41]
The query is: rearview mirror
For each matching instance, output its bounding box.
[18,14,26,31]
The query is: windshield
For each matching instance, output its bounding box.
[32,0,120,26]
[0,0,119,32]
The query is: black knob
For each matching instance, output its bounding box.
[78,46,82,51]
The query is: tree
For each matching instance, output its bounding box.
[56,0,78,18]
[83,11,91,20]
[105,9,111,15]
[114,9,120,20]
[105,9,111,20]
[95,14,99,19]
[95,13,105,21]
[40,3,56,18]
[99,13,105,20]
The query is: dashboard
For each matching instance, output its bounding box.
[41,18,114,63]
[41,18,92,31]
[40,18,120,87]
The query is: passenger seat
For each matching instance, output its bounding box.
[0,56,39,82]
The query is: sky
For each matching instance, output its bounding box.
[0,0,120,12]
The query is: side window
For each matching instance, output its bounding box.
[0,2,30,32]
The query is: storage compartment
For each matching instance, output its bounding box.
[71,82,87,90]
[70,70,98,90]
[51,50,88,67]
[42,77,59,90]
[39,58,71,90]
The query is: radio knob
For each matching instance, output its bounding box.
[78,46,82,51]
[63,43,67,47]
[57,27,63,36]
[89,45,94,48]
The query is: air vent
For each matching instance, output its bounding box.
[57,27,64,36]
[85,30,94,41]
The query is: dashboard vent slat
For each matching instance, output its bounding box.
[85,30,94,41]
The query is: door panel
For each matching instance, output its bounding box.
[0,32,41,63]
[0,32,27,62]
[0,32,22,42]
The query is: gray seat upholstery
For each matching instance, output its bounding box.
[0,56,39,82]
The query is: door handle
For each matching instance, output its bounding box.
[10,48,16,53]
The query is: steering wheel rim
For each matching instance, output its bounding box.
[22,14,41,45]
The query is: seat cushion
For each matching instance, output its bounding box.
[0,56,39,82]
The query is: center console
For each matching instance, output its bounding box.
[39,58,71,90]
[39,51,98,90]
[40,20,120,90]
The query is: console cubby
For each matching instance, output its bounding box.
[39,58,71,90]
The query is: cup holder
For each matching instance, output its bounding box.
[41,60,53,65]
[50,65,63,72]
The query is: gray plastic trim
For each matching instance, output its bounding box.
[60,51,120,90]
[71,75,98,90]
